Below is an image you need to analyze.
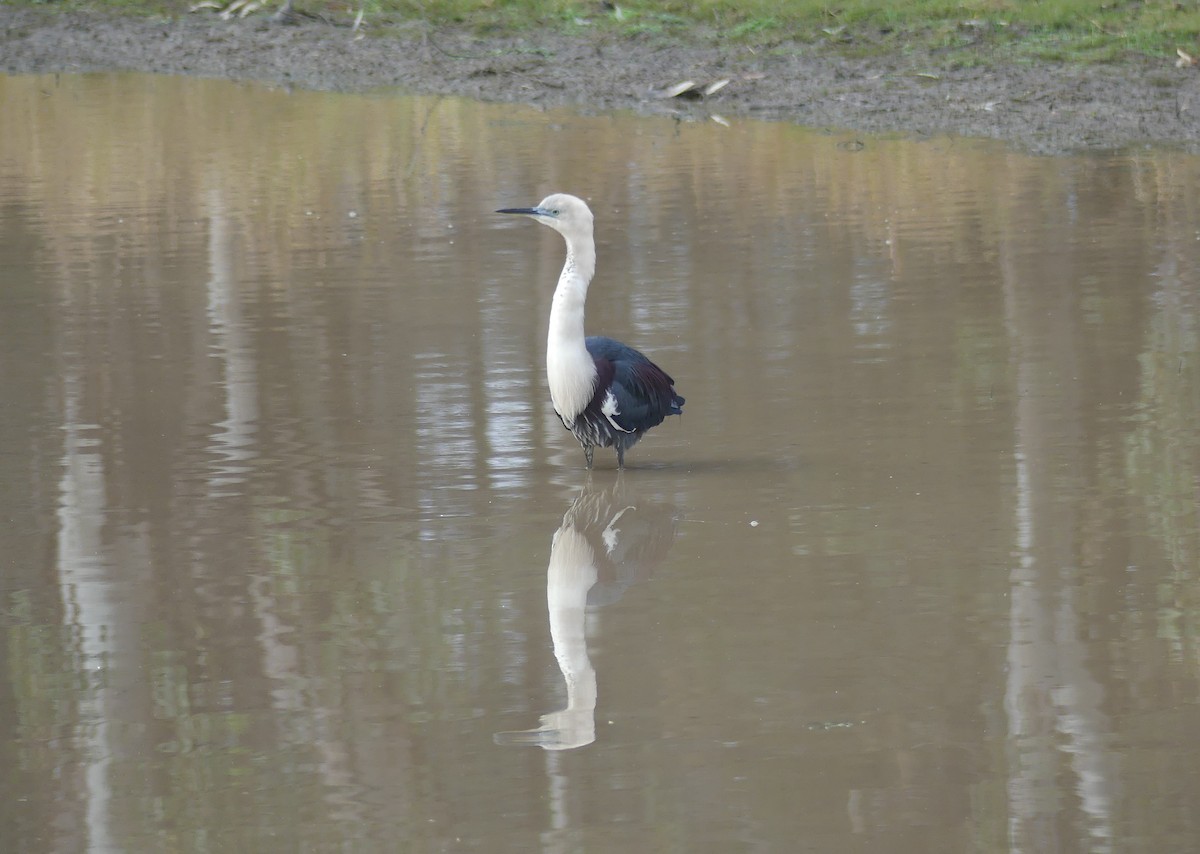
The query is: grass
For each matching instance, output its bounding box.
[21,0,1200,63]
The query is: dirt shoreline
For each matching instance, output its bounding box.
[4,7,1200,154]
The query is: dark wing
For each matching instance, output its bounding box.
[585,336,684,434]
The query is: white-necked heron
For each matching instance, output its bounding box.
[497,193,685,468]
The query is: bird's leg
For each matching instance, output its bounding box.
[583,445,594,469]
[616,445,625,469]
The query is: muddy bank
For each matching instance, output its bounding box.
[3,7,1200,153]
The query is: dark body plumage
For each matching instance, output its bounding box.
[561,336,685,468]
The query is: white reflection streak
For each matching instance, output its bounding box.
[205,189,258,495]
[1003,419,1051,850]
[57,371,115,854]
[480,286,534,490]
[483,370,533,490]
[542,752,572,854]
[849,268,892,349]
[247,574,365,827]
[414,353,477,536]
[1002,239,1114,853]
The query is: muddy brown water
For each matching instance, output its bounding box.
[2,72,1200,852]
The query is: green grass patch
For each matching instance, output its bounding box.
[20,0,1200,63]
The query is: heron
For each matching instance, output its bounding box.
[496,193,685,469]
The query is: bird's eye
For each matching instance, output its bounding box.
[551,209,560,216]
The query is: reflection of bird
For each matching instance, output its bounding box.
[569,484,678,608]
[495,482,677,750]
[497,194,684,469]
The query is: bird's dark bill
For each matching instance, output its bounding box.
[496,207,541,216]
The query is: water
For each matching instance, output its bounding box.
[2,71,1200,853]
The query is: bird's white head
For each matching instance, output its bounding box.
[497,193,594,245]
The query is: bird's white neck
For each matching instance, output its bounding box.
[546,240,598,421]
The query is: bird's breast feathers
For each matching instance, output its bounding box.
[547,350,599,424]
